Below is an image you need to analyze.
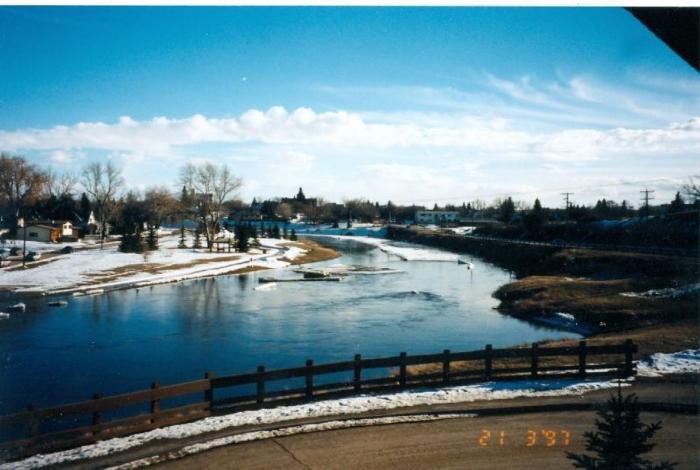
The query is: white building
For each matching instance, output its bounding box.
[415,210,460,225]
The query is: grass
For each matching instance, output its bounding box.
[281,239,341,265]
[408,319,699,378]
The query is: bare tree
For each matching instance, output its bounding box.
[143,186,181,228]
[0,153,48,235]
[682,175,700,202]
[179,163,242,251]
[82,161,123,248]
[45,170,78,198]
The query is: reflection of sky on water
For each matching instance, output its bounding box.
[0,237,580,413]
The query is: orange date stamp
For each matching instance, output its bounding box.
[478,429,572,447]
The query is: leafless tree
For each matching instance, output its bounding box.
[0,153,48,235]
[143,186,181,228]
[179,163,242,251]
[82,161,123,248]
[45,170,78,198]
[682,175,700,202]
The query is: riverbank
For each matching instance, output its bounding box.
[0,236,339,299]
[385,225,698,362]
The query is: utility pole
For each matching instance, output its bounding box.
[561,192,574,209]
[640,188,655,217]
[561,192,574,220]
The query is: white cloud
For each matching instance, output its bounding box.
[2,107,699,167]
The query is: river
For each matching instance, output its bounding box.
[0,236,581,414]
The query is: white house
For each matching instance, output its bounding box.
[24,224,61,243]
[415,210,460,225]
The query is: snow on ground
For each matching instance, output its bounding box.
[305,234,460,262]
[2,378,623,469]
[4,349,699,469]
[636,349,700,377]
[110,415,468,469]
[0,236,306,296]
[620,282,700,300]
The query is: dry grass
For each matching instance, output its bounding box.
[494,275,696,326]
[409,319,699,377]
[281,239,341,265]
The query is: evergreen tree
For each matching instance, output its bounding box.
[79,192,92,217]
[290,229,298,241]
[119,230,143,253]
[235,224,250,252]
[567,388,676,470]
[498,197,516,224]
[178,225,187,249]
[283,225,289,239]
[146,225,158,251]
[669,192,685,213]
[271,225,281,239]
[194,228,202,249]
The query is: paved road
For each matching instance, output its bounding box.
[60,376,698,470]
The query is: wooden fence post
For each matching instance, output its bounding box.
[624,339,635,377]
[399,352,407,388]
[204,371,214,407]
[578,341,587,377]
[305,360,313,399]
[531,343,539,378]
[485,344,493,380]
[354,354,362,392]
[92,393,102,436]
[150,381,160,423]
[256,366,265,405]
[442,349,450,384]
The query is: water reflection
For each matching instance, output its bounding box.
[0,237,581,413]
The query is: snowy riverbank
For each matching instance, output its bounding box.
[0,234,312,298]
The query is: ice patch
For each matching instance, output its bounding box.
[636,349,700,377]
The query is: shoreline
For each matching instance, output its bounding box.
[0,238,340,300]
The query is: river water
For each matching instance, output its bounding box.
[0,236,580,414]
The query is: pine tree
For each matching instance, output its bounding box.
[271,226,280,239]
[499,197,516,224]
[178,225,187,249]
[146,226,158,251]
[119,229,143,253]
[194,228,202,249]
[283,225,289,239]
[235,224,250,252]
[290,229,297,241]
[567,388,676,470]
[669,192,685,213]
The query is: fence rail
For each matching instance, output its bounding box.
[0,340,636,459]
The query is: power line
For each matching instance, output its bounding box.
[390,177,681,205]
[640,188,655,208]
[561,192,574,209]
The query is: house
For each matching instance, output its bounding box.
[415,210,460,225]
[23,224,61,243]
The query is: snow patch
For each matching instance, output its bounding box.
[636,349,700,377]
[3,378,622,469]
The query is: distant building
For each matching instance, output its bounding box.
[415,210,460,225]
[280,187,318,208]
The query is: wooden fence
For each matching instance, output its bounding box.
[0,339,636,459]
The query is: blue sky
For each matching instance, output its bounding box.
[1,7,699,207]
